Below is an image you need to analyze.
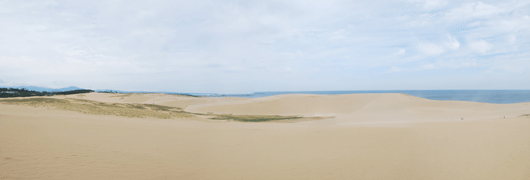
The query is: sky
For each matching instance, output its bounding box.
[0,0,529,93]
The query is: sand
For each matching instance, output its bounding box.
[1,92,530,179]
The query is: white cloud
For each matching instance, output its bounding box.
[385,66,403,73]
[417,64,436,71]
[444,34,460,50]
[469,40,492,54]
[414,59,477,71]
[418,42,446,55]
[410,0,448,10]
[0,0,529,92]
[0,79,30,87]
[416,34,459,56]
[443,2,503,21]
[507,35,516,44]
[424,0,447,10]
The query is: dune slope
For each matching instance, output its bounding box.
[1,93,530,179]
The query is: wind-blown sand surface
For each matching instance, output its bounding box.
[1,92,530,179]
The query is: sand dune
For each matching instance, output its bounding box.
[1,93,530,179]
[185,93,530,123]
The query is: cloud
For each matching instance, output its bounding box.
[0,0,529,92]
[416,34,460,56]
[418,42,446,56]
[396,49,406,55]
[469,40,492,54]
[385,66,403,73]
[418,64,436,71]
[443,2,503,21]
[0,79,30,87]
[444,34,460,50]
[409,0,447,10]
[414,59,477,71]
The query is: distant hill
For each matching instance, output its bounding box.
[10,86,83,92]
[1,87,94,98]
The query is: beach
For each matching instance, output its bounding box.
[1,92,530,179]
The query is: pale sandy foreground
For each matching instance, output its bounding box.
[1,93,530,180]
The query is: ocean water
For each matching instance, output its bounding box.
[197,90,530,104]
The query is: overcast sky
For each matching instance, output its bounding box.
[1,0,529,93]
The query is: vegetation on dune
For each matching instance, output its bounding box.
[0,98,70,105]
[98,90,120,93]
[0,97,306,122]
[209,114,303,122]
[170,93,201,98]
[521,114,530,117]
[54,89,94,95]
[110,93,132,98]
[0,98,193,119]
[142,103,182,111]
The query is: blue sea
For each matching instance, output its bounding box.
[193,90,530,104]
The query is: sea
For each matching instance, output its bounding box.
[192,90,530,104]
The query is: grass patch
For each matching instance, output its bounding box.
[126,104,147,109]
[110,93,132,98]
[143,103,182,111]
[0,98,69,105]
[0,98,194,119]
[0,97,306,122]
[521,114,530,117]
[209,114,303,122]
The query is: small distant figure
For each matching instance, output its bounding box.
[461,118,463,120]
[503,116,505,118]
